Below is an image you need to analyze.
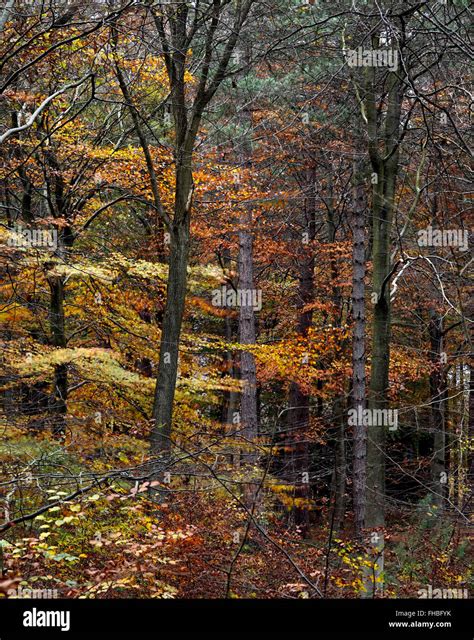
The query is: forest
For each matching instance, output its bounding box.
[0,0,472,618]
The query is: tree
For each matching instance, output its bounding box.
[148,0,257,460]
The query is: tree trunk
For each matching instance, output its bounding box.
[238,200,259,507]
[48,272,68,437]
[220,249,240,467]
[151,163,193,457]
[326,183,346,534]
[333,399,346,533]
[285,175,316,535]
[429,310,446,509]
[351,154,367,538]
[236,90,258,508]
[465,363,473,516]
[364,62,403,596]
[366,168,394,531]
